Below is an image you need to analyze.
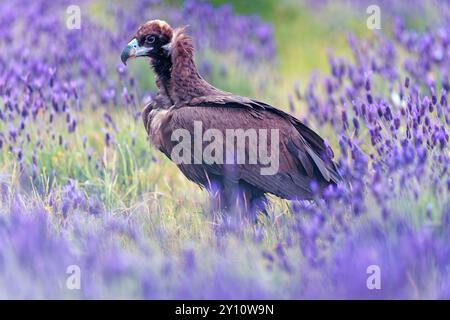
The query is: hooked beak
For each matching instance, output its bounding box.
[121,38,152,65]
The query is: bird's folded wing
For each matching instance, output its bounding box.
[162,102,340,199]
[189,96,331,157]
[188,96,341,183]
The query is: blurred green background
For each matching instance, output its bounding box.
[167,0,437,81]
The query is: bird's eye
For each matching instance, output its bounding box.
[145,35,156,44]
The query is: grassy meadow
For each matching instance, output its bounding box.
[0,0,448,299]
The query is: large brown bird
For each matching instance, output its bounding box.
[121,20,341,216]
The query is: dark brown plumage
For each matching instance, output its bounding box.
[121,20,341,216]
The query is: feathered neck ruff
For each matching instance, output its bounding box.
[170,27,195,64]
[167,27,217,104]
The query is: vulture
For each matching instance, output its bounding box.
[121,20,341,217]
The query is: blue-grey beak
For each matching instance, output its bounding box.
[121,38,152,65]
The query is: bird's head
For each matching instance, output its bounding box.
[121,20,173,65]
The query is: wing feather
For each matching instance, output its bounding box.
[158,101,340,200]
[188,97,341,184]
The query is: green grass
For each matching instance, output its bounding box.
[210,0,369,81]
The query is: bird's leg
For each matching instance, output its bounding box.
[206,182,236,219]
[207,187,223,217]
[247,194,269,223]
